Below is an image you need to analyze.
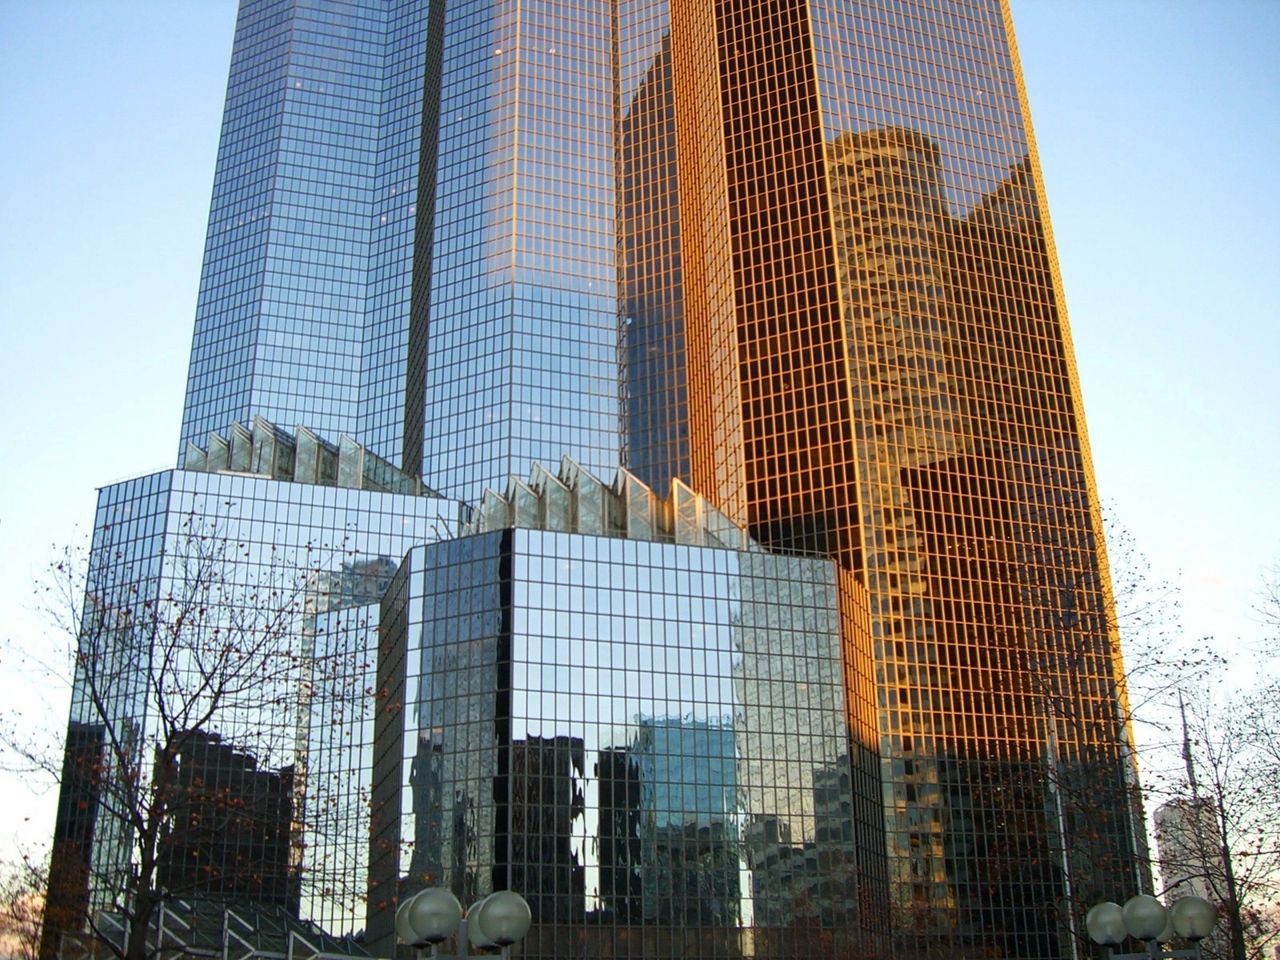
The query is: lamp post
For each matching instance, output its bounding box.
[1086,894,1218,960]
[396,889,532,960]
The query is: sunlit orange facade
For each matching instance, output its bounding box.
[623,0,1146,954]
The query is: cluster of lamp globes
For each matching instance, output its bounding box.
[395,888,532,955]
[1086,894,1218,951]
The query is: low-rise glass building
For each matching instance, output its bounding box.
[45,421,463,947]
[369,463,876,958]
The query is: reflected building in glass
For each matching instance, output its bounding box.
[43,423,464,951]
[370,463,873,957]
[46,0,1146,957]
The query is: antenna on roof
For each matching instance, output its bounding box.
[1179,690,1199,799]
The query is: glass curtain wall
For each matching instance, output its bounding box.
[621,0,1146,954]
[421,0,620,500]
[371,529,869,959]
[46,469,459,937]
[180,0,432,471]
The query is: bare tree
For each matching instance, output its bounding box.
[1258,559,1280,632]
[6,518,339,960]
[996,506,1234,957]
[0,852,46,960]
[1150,682,1280,960]
[1242,561,1280,841]
[1142,558,1280,960]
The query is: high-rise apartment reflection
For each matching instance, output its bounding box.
[155,731,299,911]
[595,748,644,923]
[615,718,740,928]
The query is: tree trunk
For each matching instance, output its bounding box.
[124,891,152,960]
[1217,806,1248,960]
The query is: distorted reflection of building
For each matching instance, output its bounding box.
[744,759,859,933]
[509,735,587,924]
[821,121,1146,953]
[812,761,860,927]
[42,722,107,956]
[595,748,644,923]
[370,462,865,959]
[301,557,405,935]
[629,718,739,927]
[156,731,298,910]
[406,731,445,891]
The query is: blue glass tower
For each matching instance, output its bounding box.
[179,0,623,500]
[179,0,433,470]
[419,0,621,499]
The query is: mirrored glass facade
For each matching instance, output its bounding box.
[46,459,463,940]
[179,0,433,470]
[621,0,1147,955]
[51,0,1146,957]
[420,0,621,500]
[372,523,873,958]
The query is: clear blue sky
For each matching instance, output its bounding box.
[0,0,1276,861]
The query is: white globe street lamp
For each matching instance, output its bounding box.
[473,891,533,950]
[1086,893,1218,960]
[1122,895,1169,942]
[1170,897,1217,942]
[396,888,531,958]
[466,895,497,951]
[1086,902,1126,947]
[395,889,464,957]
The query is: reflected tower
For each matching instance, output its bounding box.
[622,0,1147,956]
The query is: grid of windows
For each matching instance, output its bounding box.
[372,530,869,958]
[420,0,620,501]
[614,0,1143,954]
[815,5,1139,954]
[618,7,688,492]
[65,1,1145,957]
[360,0,433,465]
[305,597,383,935]
[47,469,460,936]
[179,0,430,470]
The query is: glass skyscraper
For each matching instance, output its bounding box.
[178,1,435,468]
[45,1,1145,958]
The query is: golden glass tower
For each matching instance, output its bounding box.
[622,0,1146,955]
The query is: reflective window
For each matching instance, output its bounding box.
[373,529,870,957]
